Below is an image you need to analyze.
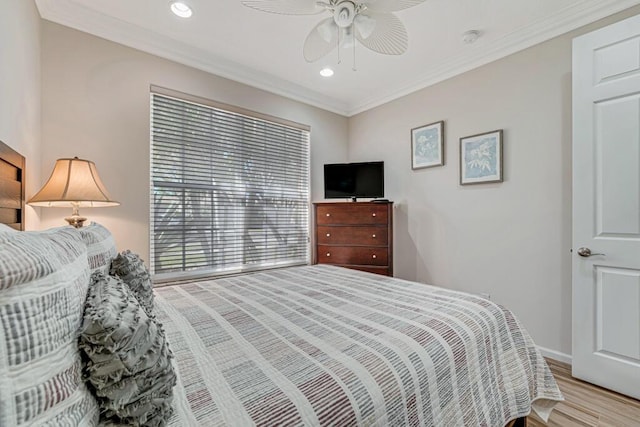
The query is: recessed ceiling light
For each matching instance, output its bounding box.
[320,67,334,77]
[170,1,193,18]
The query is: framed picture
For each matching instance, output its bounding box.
[459,129,503,185]
[411,121,444,169]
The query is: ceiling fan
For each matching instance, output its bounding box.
[241,0,426,63]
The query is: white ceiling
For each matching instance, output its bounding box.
[35,0,640,116]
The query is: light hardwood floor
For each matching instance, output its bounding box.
[527,358,640,426]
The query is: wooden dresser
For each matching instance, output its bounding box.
[313,201,393,276]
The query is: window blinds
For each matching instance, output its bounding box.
[150,92,310,281]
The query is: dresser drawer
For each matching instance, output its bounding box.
[317,225,388,245]
[317,245,388,266]
[344,265,391,276]
[316,204,388,225]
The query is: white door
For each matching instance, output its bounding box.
[572,13,640,400]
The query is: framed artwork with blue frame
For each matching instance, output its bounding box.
[411,121,444,169]
[459,129,503,185]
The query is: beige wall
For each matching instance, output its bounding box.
[0,0,41,229]
[40,22,349,262]
[348,6,640,357]
[38,6,640,357]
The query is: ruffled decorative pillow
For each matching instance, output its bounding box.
[110,250,155,316]
[79,273,176,426]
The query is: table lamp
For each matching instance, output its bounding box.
[28,157,120,228]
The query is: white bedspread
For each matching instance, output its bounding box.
[155,265,562,426]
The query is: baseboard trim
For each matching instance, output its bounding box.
[537,346,573,365]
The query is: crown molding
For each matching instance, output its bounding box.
[36,0,640,117]
[34,0,351,116]
[347,0,640,115]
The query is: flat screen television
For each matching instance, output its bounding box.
[324,161,384,200]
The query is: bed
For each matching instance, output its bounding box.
[157,265,561,426]
[0,142,562,426]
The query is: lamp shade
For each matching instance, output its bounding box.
[28,157,119,207]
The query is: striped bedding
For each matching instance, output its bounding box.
[155,265,562,426]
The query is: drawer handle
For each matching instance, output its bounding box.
[326,233,331,237]
[326,253,331,257]
[372,254,377,259]
[326,213,331,217]
[372,213,376,217]
[372,234,376,238]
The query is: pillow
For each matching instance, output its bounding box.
[110,250,155,316]
[79,273,176,426]
[77,222,117,275]
[0,223,18,234]
[0,227,99,426]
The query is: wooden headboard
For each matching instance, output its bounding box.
[0,140,26,230]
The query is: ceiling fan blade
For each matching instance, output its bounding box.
[304,18,339,62]
[362,0,426,13]
[355,11,408,55]
[241,0,324,15]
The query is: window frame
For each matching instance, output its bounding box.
[150,86,311,283]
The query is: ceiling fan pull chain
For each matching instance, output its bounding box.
[337,29,342,63]
[352,35,357,71]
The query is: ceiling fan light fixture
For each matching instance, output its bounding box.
[340,27,355,48]
[317,19,336,42]
[354,13,376,39]
[320,67,334,77]
[170,1,193,18]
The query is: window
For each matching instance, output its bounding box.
[150,88,310,281]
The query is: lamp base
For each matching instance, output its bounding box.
[64,215,87,228]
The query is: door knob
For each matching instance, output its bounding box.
[577,247,605,257]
